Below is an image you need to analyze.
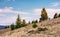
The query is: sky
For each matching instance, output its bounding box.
[0,0,60,26]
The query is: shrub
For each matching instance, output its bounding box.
[21,20,27,27]
[15,24,21,29]
[32,20,35,24]
[32,23,37,28]
[11,23,15,30]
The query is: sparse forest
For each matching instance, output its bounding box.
[11,14,27,30]
[10,8,60,30]
[1,0,60,37]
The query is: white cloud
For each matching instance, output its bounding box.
[0,7,29,14]
[0,16,17,26]
[34,8,60,18]
[0,14,6,17]
[0,7,30,25]
[51,2,60,6]
[0,16,31,26]
[21,17,31,23]
[34,9,42,15]
[1,7,60,26]
[0,7,13,12]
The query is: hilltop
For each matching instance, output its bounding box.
[0,17,60,37]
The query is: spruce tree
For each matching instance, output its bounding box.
[40,8,48,21]
[54,13,58,19]
[16,14,21,28]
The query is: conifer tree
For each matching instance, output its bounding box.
[54,13,58,19]
[16,14,21,28]
[40,8,48,21]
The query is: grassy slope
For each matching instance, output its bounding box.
[1,17,60,37]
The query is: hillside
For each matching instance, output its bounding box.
[0,28,11,34]
[0,17,60,37]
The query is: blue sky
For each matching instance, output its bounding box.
[0,0,60,26]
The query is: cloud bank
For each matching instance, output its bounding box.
[50,2,60,7]
[0,7,60,26]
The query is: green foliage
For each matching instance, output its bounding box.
[32,23,37,28]
[16,14,21,29]
[32,20,38,24]
[15,24,21,29]
[54,13,58,19]
[21,20,27,27]
[10,15,27,30]
[40,8,48,21]
[11,23,15,30]
[32,20,35,24]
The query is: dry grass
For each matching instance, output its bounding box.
[1,17,60,37]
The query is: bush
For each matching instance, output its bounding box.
[32,20,35,24]
[32,23,37,28]
[11,23,15,30]
[21,24,27,27]
[15,24,21,29]
[21,20,27,27]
